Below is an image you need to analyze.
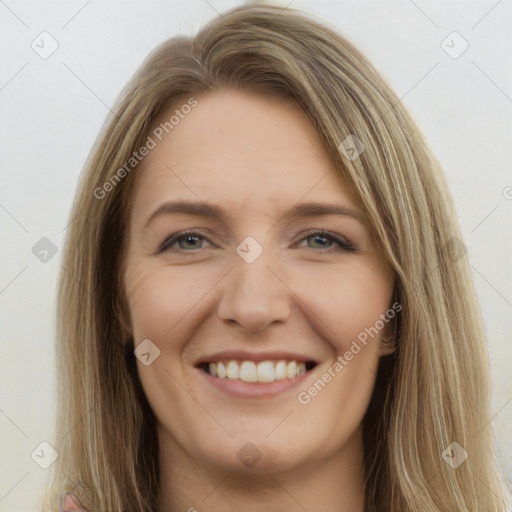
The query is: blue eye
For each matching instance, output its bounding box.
[159,229,356,253]
[300,230,356,253]
[159,230,209,252]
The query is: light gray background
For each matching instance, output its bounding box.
[1,1,511,510]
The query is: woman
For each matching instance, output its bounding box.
[44,3,510,511]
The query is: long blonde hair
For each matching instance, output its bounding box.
[43,3,509,511]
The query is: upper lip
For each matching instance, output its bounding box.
[194,350,319,366]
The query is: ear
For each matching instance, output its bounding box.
[379,319,397,356]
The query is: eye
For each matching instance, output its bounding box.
[298,229,356,253]
[158,229,356,254]
[159,230,211,252]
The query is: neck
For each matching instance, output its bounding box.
[157,426,366,512]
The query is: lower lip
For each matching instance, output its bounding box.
[196,367,313,399]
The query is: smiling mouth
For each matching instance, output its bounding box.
[197,359,317,383]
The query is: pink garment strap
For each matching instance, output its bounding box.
[59,491,89,511]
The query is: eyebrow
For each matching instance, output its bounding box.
[143,200,364,231]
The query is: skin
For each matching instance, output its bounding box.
[123,89,395,512]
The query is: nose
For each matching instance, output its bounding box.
[216,247,291,333]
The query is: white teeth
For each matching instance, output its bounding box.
[239,361,257,382]
[217,361,226,378]
[226,360,239,379]
[274,360,287,380]
[256,361,274,383]
[203,359,309,382]
[286,361,297,378]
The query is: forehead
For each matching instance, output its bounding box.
[130,89,355,222]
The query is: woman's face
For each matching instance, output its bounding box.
[123,88,394,475]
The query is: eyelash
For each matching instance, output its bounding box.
[158,229,357,254]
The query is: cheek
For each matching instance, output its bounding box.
[297,260,393,353]
[126,256,393,359]
[124,263,215,432]
[126,270,173,342]
[289,261,392,439]
[125,262,208,341]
